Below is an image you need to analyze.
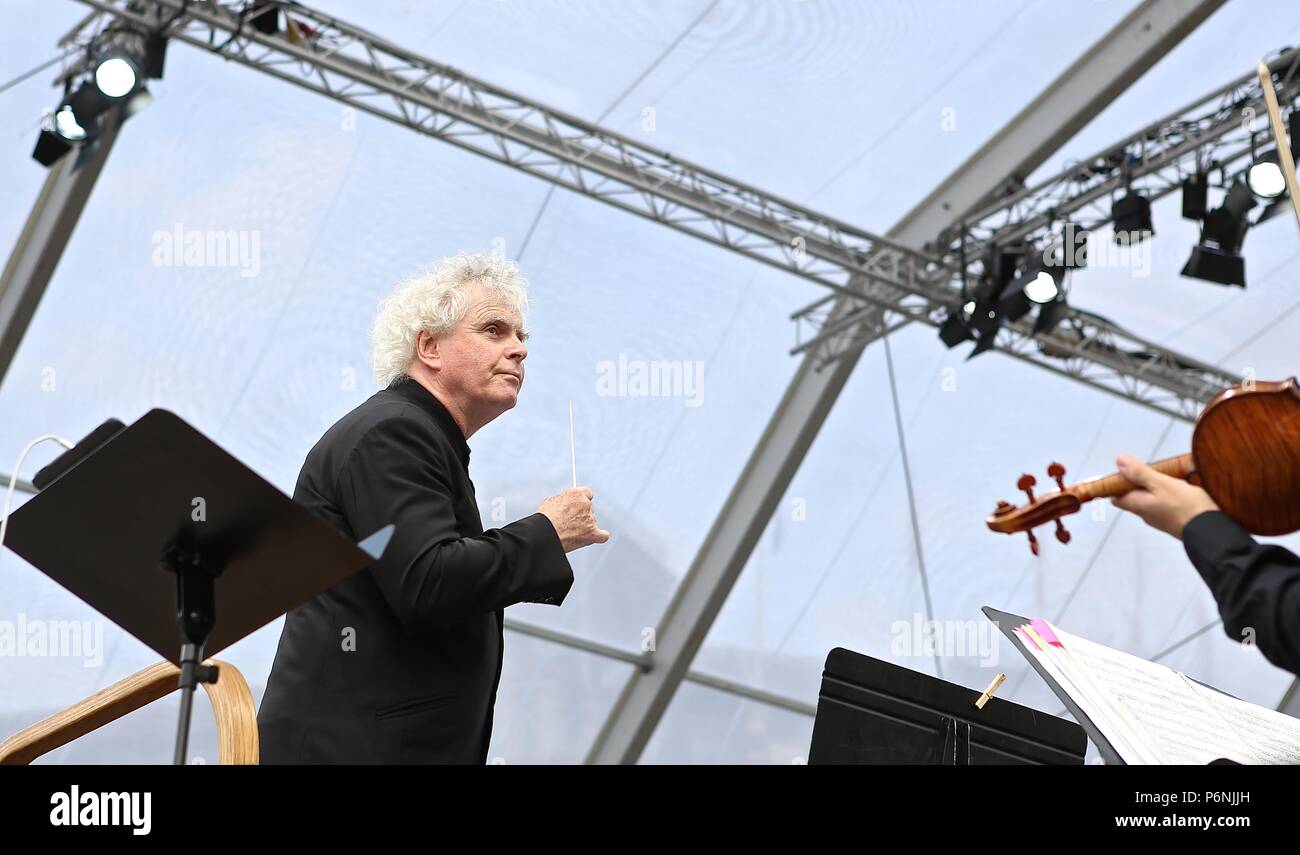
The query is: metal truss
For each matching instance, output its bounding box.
[936,48,1300,272]
[65,0,1241,423]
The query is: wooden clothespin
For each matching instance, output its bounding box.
[975,673,1006,710]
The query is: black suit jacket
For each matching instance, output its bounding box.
[1183,510,1300,676]
[257,376,573,763]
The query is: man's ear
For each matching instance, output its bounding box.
[415,330,440,368]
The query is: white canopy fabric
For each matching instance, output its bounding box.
[1,0,1297,763]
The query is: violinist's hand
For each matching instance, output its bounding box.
[1110,453,1220,540]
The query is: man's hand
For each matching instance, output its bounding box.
[538,487,610,553]
[1110,453,1220,540]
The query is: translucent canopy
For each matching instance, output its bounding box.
[2,0,1298,763]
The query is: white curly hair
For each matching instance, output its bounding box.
[371,251,530,387]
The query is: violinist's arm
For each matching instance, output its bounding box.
[1112,453,1300,676]
[1182,511,1300,675]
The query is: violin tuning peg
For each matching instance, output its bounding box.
[1016,473,1037,502]
[1026,530,1039,556]
[1055,519,1071,544]
[1048,461,1067,491]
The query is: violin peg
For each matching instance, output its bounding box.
[1048,461,1067,491]
[1016,473,1037,502]
[1026,530,1039,556]
[1055,519,1071,544]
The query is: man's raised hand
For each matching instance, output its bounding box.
[538,487,610,553]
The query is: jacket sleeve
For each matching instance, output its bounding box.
[1182,510,1300,675]
[334,413,573,627]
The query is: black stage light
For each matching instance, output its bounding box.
[938,310,974,348]
[31,129,72,167]
[1181,245,1245,287]
[1182,174,1208,220]
[141,33,167,79]
[1182,179,1255,287]
[67,82,110,131]
[250,3,283,35]
[967,332,998,360]
[1112,193,1154,242]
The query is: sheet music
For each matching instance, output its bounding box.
[1052,628,1255,765]
[1013,627,1152,763]
[1183,676,1300,765]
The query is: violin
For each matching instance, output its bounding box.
[987,377,1300,554]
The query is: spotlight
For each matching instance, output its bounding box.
[1023,270,1060,304]
[1247,155,1286,199]
[1112,193,1154,242]
[52,104,87,141]
[93,50,141,99]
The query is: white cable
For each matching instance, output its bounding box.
[0,434,75,558]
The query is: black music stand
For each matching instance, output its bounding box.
[3,409,393,765]
[808,646,1086,764]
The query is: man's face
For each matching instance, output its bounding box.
[426,281,529,426]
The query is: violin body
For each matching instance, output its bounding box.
[987,377,1300,552]
[1192,377,1300,535]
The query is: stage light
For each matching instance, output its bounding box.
[250,2,283,35]
[52,105,87,141]
[1181,245,1244,287]
[967,332,997,360]
[1112,193,1153,242]
[1181,174,1208,220]
[94,54,140,99]
[1182,178,1256,287]
[1247,157,1285,199]
[938,310,974,348]
[27,37,161,170]
[31,130,72,167]
[1023,270,1060,304]
[67,82,110,130]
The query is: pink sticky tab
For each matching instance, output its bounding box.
[1014,627,1040,651]
[1030,618,1063,647]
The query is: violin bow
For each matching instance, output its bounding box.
[1257,59,1300,233]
